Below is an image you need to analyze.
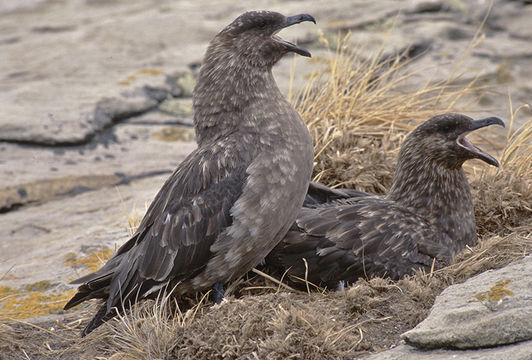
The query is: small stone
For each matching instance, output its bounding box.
[369,340,532,360]
[410,0,443,13]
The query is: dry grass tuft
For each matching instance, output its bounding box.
[170,292,362,359]
[108,275,446,359]
[109,289,211,360]
[471,108,531,238]
[449,232,531,282]
[295,30,488,191]
[0,307,116,360]
[472,168,531,237]
[500,105,532,177]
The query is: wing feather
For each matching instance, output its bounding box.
[270,196,455,287]
[67,139,251,320]
[106,164,246,310]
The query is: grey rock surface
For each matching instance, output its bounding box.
[0,0,322,145]
[369,340,532,360]
[0,172,169,289]
[1,0,531,147]
[0,120,196,211]
[402,255,532,349]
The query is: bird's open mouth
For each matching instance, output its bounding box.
[456,133,498,166]
[272,34,311,57]
[273,13,315,57]
[456,117,505,167]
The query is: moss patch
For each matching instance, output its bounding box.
[0,247,115,320]
[24,280,53,292]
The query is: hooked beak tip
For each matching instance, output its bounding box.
[284,14,316,27]
[471,116,505,131]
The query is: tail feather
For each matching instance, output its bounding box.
[64,281,110,310]
[81,303,117,337]
[64,253,126,309]
[66,237,141,337]
[69,254,124,285]
[305,181,369,207]
[64,270,114,310]
[64,285,91,310]
[79,279,161,336]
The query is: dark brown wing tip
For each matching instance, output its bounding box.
[80,304,110,338]
[63,286,90,310]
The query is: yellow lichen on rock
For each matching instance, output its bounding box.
[64,247,113,274]
[151,127,195,142]
[473,280,514,304]
[24,280,53,292]
[136,68,164,76]
[0,248,114,320]
[0,284,76,320]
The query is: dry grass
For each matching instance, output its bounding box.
[55,31,531,360]
[294,30,491,191]
[109,289,211,359]
[471,107,532,239]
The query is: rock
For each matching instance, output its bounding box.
[402,255,532,349]
[0,0,324,146]
[369,340,532,360]
[0,81,169,146]
[0,175,168,319]
[158,97,194,119]
[408,0,444,14]
[0,122,196,202]
[151,126,195,143]
[2,0,529,148]
[0,0,207,146]
[174,71,197,97]
[126,110,192,126]
[0,174,122,212]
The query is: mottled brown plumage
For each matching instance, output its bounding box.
[268,114,504,288]
[64,11,315,336]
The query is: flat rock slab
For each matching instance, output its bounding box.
[402,255,532,349]
[2,0,530,146]
[369,340,532,360]
[0,175,167,320]
[0,120,196,211]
